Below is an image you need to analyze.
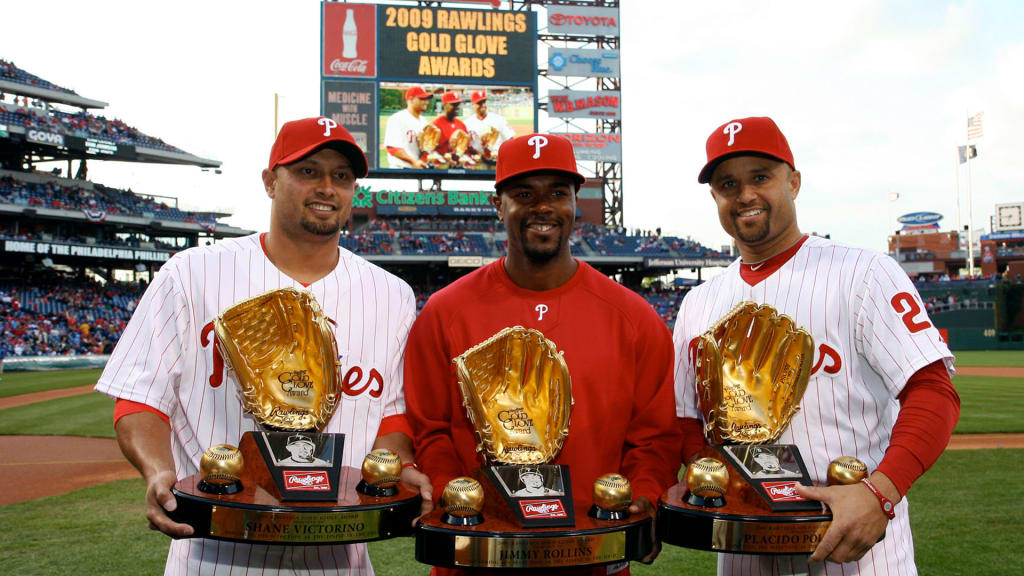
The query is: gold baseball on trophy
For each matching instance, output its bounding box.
[686,457,729,499]
[200,444,244,484]
[361,448,402,488]
[827,456,868,486]
[442,477,485,517]
[592,473,632,511]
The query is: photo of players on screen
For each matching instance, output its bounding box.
[378,82,534,173]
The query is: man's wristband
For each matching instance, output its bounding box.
[402,461,419,471]
[861,478,896,520]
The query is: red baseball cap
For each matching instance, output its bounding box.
[268,117,368,178]
[698,116,795,184]
[441,91,462,105]
[495,133,585,190]
[470,90,487,104]
[405,86,432,100]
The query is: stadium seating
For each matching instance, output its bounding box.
[0,101,183,153]
[0,278,144,358]
[0,174,221,227]
[0,59,77,95]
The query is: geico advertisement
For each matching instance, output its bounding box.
[376,4,537,82]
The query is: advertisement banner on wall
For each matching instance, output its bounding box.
[26,129,65,147]
[547,48,619,77]
[321,80,378,170]
[323,2,377,77]
[546,6,620,36]
[548,90,620,119]
[376,4,537,83]
[559,132,621,162]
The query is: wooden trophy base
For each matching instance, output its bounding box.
[658,446,832,555]
[169,433,421,545]
[416,469,652,569]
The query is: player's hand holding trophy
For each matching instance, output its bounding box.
[168,288,421,545]
[659,302,869,554]
[416,326,654,569]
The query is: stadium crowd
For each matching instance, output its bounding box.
[0,277,144,358]
[0,175,221,226]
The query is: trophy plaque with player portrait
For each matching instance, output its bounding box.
[167,288,421,545]
[416,327,653,569]
[659,302,871,554]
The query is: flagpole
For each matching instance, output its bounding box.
[954,149,961,236]
[966,109,976,278]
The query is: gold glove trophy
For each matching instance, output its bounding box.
[658,302,869,554]
[416,327,654,569]
[167,288,421,545]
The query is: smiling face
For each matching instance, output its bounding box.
[494,172,577,265]
[262,147,356,240]
[409,96,431,116]
[709,155,802,262]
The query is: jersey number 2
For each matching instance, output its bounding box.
[890,292,931,333]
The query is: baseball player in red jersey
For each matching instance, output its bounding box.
[404,134,682,576]
[95,117,432,575]
[673,117,961,575]
[431,90,468,156]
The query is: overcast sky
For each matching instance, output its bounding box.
[2,0,1020,255]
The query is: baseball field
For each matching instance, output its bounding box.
[1,351,1021,575]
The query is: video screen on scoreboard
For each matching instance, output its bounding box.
[376,83,535,177]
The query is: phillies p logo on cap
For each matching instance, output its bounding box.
[494,133,585,190]
[697,116,795,184]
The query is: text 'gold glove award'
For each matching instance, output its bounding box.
[416,327,655,570]
[659,302,868,554]
[168,288,420,546]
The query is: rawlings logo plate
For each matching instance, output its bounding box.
[283,470,331,491]
[762,481,808,502]
[519,499,568,519]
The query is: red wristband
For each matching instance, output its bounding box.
[861,478,896,520]
[402,462,419,470]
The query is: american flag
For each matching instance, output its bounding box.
[967,112,984,141]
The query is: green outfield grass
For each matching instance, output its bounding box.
[0,368,102,398]
[1,450,1017,575]
[0,392,114,438]
[952,350,1024,367]
[952,375,1024,434]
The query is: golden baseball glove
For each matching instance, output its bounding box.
[454,327,573,465]
[417,124,441,153]
[480,126,500,157]
[695,302,813,445]
[450,129,470,156]
[214,288,341,431]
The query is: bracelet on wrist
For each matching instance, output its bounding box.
[401,461,419,471]
[861,478,896,520]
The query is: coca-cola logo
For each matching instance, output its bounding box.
[283,470,330,491]
[519,499,567,518]
[762,481,808,502]
[330,59,369,74]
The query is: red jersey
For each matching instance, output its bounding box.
[405,259,681,510]
[432,115,468,155]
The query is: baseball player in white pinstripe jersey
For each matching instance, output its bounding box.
[674,117,960,575]
[96,117,432,575]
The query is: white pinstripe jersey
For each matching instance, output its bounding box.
[96,233,416,576]
[673,235,953,576]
